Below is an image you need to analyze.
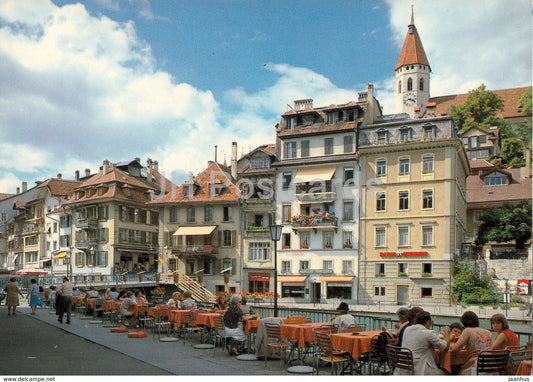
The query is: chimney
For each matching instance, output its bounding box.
[16,187,20,194]
[231,141,238,179]
[520,149,531,179]
[294,98,313,111]
[153,161,158,171]
[214,145,218,163]
[102,159,109,174]
[75,170,80,181]
[22,182,27,192]
[146,158,153,182]
[57,173,62,180]
[85,168,91,177]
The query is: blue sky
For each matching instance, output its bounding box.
[0,0,531,192]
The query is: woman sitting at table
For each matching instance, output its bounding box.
[401,311,448,375]
[167,292,182,309]
[134,290,148,305]
[445,311,492,375]
[181,291,197,310]
[490,313,520,350]
[119,291,137,327]
[223,294,247,355]
[240,295,253,314]
[214,294,228,311]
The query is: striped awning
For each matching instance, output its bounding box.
[278,275,308,283]
[173,226,217,236]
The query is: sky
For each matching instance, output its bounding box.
[0,0,531,193]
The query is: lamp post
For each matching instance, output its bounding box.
[269,224,282,317]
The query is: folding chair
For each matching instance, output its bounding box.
[264,323,293,367]
[213,315,229,356]
[183,311,207,344]
[386,344,414,375]
[508,346,532,374]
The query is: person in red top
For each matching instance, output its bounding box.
[490,313,520,350]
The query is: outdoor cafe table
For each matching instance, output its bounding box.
[330,330,383,361]
[280,322,328,348]
[195,311,223,328]
[516,360,532,376]
[435,348,469,374]
[168,309,191,327]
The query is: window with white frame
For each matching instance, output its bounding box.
[398,263,408,275]
[422,226,433,246]
[484,173,507,186]
[343,231,353,248]
[423,190,433,209]
[473,211,483,222]
[204,207,213,222]
[284,141,297,159]
[423,125,435,139]
[376,192,386,211]
[223,206,232,221]
[400,128,410,142]
[344,167,354,185]
[169,207,179,223]
[342,260,353,274]
[282,172,292,190]
[249,242,270,261]
[186,207,195,222]
[323,260,333,271]
[300,140,310,157]
[299,260,309,271]
[344,135,354,153]
[377,130,387,144]
[399,191,409,210]
[323,231,333,248]
[375,263,385,276]
[300,231,310,249]
[324,138,334,155]
[399,157,410,175]
[375,287,386,296]
[343,201,354,221]
[376,159,387,176]
[375,227,386,247]
[282,204,292,222]
[398,226,409,246]
[281,261,291,273]
[423,155,434,173]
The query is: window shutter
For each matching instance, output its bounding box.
[231,230,236,246]
[231,258,237,275]
[218,230,222,246]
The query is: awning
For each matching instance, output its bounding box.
[173,226,217,236]
[317,276,354,283]
[54,252,67,259]
[39,258,52,264]
[278,275,308,283]
[248,272,270,282]
[295,167,336,183]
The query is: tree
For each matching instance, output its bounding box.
[518,87,532,115]
[517,87,532,148]
[501,138,525,167]
[449,84,516,140]
[475,201,532,249]
[451,260,500,305]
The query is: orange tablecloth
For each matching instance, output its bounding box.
[245,318,259,335]
[105,300,121,311]
[168,309,191,327]
[281,322,328,348]
[72,296,85,305]
[195,312,222,328]
[330,330,383,361]
[87,298,95,310]
[435,349,469,374]
[516,360,532,376]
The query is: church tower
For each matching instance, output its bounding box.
[395,6,431,117]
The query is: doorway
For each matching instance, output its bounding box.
[312,282,321,303]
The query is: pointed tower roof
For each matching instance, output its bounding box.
[395,6,431,71]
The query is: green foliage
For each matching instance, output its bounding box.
[452,260,500,304]
[516,121,532,148]
[518,87,532,115]
[501,138,525,167]
[475,201,532,249]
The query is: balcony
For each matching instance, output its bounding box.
[172,245,218,255]
[290,214,338,230]
[75,217,98,229]
[75,238,98,249]
[22,223,43,235]
[295,182,336,202]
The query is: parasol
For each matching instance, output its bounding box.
[16,268,49,275]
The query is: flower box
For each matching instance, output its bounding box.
[324,244,332,248]
[301,244,309,249]
[343,244,353,248]
[422,273,432,277]
[376,273,385,277]
[282,245,290,249]
[398,272,408,277]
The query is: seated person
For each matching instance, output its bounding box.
[401,310,447,375]
[105,287,119,301]
[86,287,99,298]
[119,291,137,327]
[214,294,228,311]
[329,302,356,332]
[223,294,247,355]
[181,291,197,310]
[240,295,253,315]
[490,313,520,350]
[72,287,81,296]
[167,292,182,309]
[134,290,148,305]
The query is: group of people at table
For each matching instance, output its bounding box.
[56,284,530,375]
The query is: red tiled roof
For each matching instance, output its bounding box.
[0,193,14,201]
[467,168,532,204]
[395,24,430,71]
[149,162,240,205]
[469,160,494,171]
[429,86,531,119]
[37,178,80,196]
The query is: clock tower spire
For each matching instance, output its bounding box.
[395,5,431,117]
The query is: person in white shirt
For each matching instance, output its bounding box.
[181,291,197,310]
[167,292,182,308]
[401,310,448,375]
[330,302,357,332]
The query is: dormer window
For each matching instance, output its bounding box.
[377,129,388,145]
[484,172,507,186]
[326,113,334,124]
[285,117,294,130]
[423,124,435,140]
[250,157,270,169]
[185,185,194,197]
[399,127,411,142]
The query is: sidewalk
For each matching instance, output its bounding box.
[3,304,293,376]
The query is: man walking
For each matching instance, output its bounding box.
[58,276,74,324]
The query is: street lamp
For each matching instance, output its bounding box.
[269,224,282,317]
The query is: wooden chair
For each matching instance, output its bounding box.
[286,316,307,324]
[213,315,229,356]
[358,332,392,375]
[476,349,510,375]
[152,308,173,340]
[137,305,154,330]
[264,323,293,367]
[386,345,414,375]
[183,310,207,344]
[314,332,353,375]
[508,346,532,374]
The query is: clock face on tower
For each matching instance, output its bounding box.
[403,91,417,106]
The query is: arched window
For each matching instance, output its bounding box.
[398,80,402,94]
[419,78,424,91]
[407,77,413,91]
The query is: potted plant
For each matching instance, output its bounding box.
[376,273,385,277]
[343,243,353,248]
[325,244,332,248]
[399,272,408,277]
[422,272,432,277]
[301,243,309,249]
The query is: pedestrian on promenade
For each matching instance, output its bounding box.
[58,276,74,324]
[4,277,24,316]
[28,278,42,315]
